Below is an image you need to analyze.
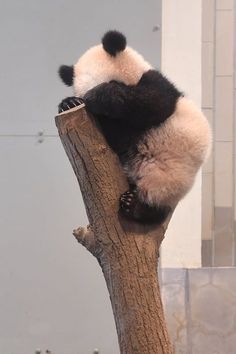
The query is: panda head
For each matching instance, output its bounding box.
[58,30,152,97]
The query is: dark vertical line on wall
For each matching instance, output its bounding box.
[233,0,236,266]
[230,3,235,265]
[185,269,192,354]
[159,0,163,265]
[202,240,213,267]
[212,0,217,267]
[201,0,204,266]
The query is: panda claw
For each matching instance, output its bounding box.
[76,97,84,104]
[119,188,139,218]
[58,96,83,113]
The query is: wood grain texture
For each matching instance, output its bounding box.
[55,105,173,354]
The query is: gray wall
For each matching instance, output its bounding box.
[0,1,161,353]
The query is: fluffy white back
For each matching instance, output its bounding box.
[124,97,212,206]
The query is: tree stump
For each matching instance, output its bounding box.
[55,104,173,354]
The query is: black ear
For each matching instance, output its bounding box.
[102,30,126,56]
[58,65,74,86]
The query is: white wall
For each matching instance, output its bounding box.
[160,0,203,268]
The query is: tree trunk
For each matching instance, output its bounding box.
[55,104,173,354]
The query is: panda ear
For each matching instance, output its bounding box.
[58,65,74,86]
[102,30,127,56]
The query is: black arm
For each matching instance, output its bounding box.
[84,70,182,129]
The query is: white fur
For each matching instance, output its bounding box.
[73,44,152,97]
[124,97,212,206]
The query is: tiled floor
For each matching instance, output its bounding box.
[161,267,236,354]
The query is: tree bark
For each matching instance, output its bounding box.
[55,104,173,354]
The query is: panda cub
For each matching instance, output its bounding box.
[58,30,211,224]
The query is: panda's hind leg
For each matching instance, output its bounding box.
[119,186,170,224]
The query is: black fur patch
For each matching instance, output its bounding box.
[102,30,126,56]
[119,186,171,224]
[58,65,74,86]
[83,70,182,157]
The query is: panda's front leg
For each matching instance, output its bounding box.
[84,81,127,118]
[58,96,83,113]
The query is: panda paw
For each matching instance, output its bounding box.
[119,188,138,217]
[58,96,83,113]
[120,188,171,224]
[83,83,110,115]
[84,81,125,116]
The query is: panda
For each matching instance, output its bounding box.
[58,30,211,224]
